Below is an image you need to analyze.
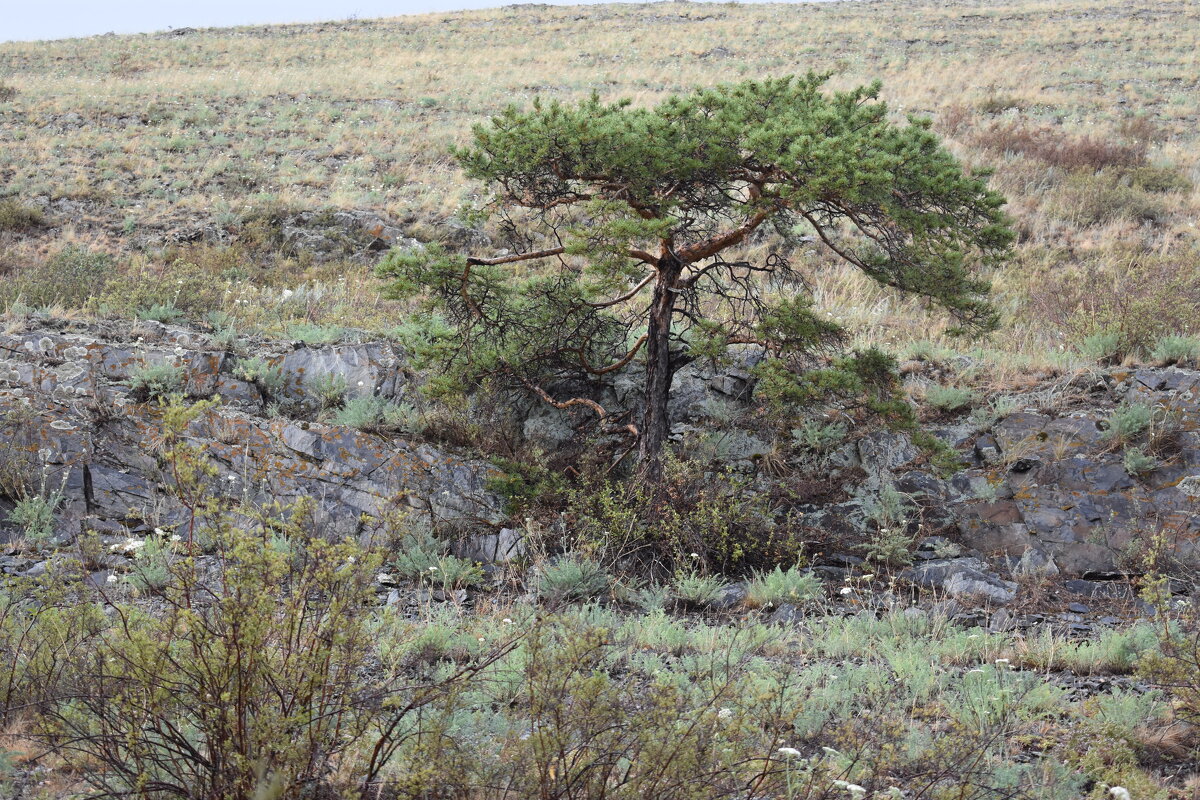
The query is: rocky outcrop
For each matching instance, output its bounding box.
[0,318,503,550]
[954,368,1200,576]
[2,318,1198,583]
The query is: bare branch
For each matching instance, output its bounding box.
[466,247,566,266]
[675,208,772,263]
[579,334,648,375]
[585,272,656,308]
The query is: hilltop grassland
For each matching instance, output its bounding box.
[0,0,1199,364]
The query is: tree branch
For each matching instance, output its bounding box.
[675,208,772,263]
[578,334,648,375]
[466,247,566,266]
[585,272,656,308]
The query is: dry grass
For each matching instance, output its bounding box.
[0,0,1198,362]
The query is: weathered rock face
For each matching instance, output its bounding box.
[954,368,1200,576]
[0,319,503,548]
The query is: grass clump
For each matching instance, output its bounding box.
[331,395,419,433]
[127,362,184,401]
[537,557,610,604]
[744,564,821,608]
[1122,446,1157,476]
[0,197,43,231]
[6,490,63,549]
[232,356,286,398]
[671,570,725,608]
[1101,402,1155,445]
[1150,334,1200,366]
[925,384,976,413]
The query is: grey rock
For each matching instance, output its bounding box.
[710,583,748,610]
[902,557,1018,604]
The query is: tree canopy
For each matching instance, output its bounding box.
[378,73,1013,478]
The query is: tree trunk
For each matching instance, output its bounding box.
[637,258,681,481]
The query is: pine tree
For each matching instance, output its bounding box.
[378,73,1013,479]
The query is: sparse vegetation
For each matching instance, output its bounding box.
[3,4,1200,796]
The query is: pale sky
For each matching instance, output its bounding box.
[2,0,653,43]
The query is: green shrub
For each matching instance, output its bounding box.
[127,362,184,401]
[9,246,112,309]
[233,356,286,397]
[134,303,183,323]
[1150,334,1200,366]
[671,570,725,607]
[744,564,821,608]
[537,557,610,604]
[310,371,347,409]
[0,197,43,231]
[1122,446,1157,476]
[1101,402,1154,445]
[331,394,419,432]
[925,384,976,413]
[287,322,344,345]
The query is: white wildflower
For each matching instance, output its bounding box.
[833,780,866,799]
[717,707,733,720]
[1108,788,1132,800]
[106,574,118,584]
[839,586,854,596]
[777,747,802,758]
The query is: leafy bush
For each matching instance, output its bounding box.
[1151,334,1200,366]
[233,356,286,398]
[537,557,610,604]
[127,362,184,401]
[6,490,62,548]
[671,570,725,607]
[925,384,976,413]
[1122,446,1157,476]
[134,303,183,323]
[1101,402,1154,445]
[0,197,43,231]
[331,394,419,433]
[8,245,112,309]
[744,564,821,608]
